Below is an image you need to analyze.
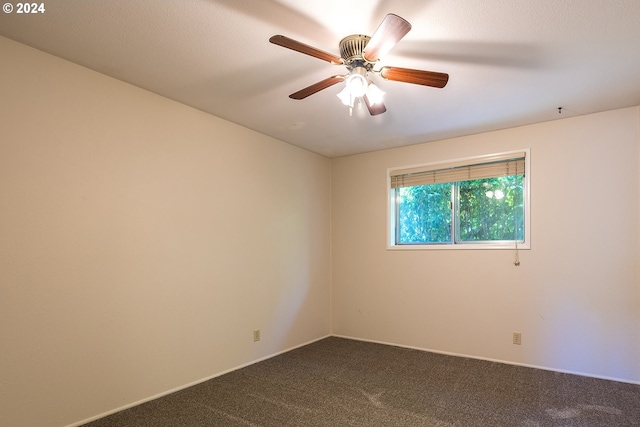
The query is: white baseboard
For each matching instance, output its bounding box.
[68,334,332,427]
[331,333,640,386]
[68,332,638,426]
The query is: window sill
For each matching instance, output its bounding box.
[387,242,530,251]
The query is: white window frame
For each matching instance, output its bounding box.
[387,149,531,250]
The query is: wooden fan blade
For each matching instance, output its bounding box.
[289,75,345,100]
[363,14,411,62]
[364,95,387,116]
[270,35,343,64]
[379,66,449,88]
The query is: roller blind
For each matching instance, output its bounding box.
[390,152,525,189]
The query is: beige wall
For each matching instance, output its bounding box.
[2,34,640,427]
[0,37,331,427]
[332,106,640,384]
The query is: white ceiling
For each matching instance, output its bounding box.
[2,0,640,158]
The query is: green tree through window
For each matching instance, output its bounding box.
[397,183,451,243]
[391,153,526,246]
[457,176,523,242]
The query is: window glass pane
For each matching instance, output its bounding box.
[457,176,524,242]
[396,183,452,244]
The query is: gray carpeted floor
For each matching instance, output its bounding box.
[84,337,640,426]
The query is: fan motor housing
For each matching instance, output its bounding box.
[339,34,372,69]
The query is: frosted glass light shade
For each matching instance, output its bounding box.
[345,67,368,97]
[366,83,385,105]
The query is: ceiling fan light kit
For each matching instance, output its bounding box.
[269,14,449,116]
[345,66,368,97]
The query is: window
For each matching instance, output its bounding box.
[388,150,530,249]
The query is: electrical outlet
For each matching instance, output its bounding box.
[513,332,522,345]
[253,329,260,342]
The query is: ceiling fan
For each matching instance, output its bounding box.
[269,13,449,116]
